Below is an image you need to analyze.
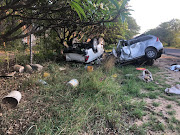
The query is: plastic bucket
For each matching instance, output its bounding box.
[67,79,79,87]
[2,91,22,108]
[87,66,93,72]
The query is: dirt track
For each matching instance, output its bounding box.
[154,54,180,85]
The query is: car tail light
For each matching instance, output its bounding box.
[85,56,89,62]
[156,37,159,42]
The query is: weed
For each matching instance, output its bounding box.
[131,108,144,119]
[148,115,165,131]
[167,110,176,116]
[171,117,179,124]
[103,55,116,71]
[152,102,160,107]
[129,124,146,135]
[166,104,172,109]
[148,92,157,99]
[168,123,175,132]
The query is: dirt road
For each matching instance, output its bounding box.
[164,48,180,57]
[154,54,180,85]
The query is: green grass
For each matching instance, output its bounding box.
[166,104,172,109]
[167,110,176,116]
[152,102,160,107]
[143,115,165,132]
[21,64,146,134]
[30,64,163,134]
[36,65,162,134]
[5,60,180,134]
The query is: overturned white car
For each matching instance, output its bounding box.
[64,38,104,63]
[112,34,163,65]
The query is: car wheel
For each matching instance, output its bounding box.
[145,48,157,59]
[145,59,154,66]
[98,37,105,45]
[92,38,98,52]
[72,38,78,44]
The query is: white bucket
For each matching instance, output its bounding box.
[67,79,79,87]
[2,91,22,108]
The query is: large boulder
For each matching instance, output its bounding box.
[31,64,43,71]
[13,65,24,73]
[25,65,33,73]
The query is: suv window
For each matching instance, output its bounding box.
[128,36,153,45]
[138,36,153,42]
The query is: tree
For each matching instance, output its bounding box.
[0,0,130,44]
[145,19,180,47]
[125,16,140,39]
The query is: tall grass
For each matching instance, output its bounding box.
[2,60,167,134]
[21,63,149,134]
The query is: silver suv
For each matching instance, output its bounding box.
[112,34,163,65]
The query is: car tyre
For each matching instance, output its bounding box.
[72,38,79,44]
[145,48,157,59]
[92,38,98,52]
[98,37,105,45]
[145,59,154,66]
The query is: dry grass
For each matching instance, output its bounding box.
[103,55,116,71]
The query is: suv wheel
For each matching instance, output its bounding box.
[145,48,157,59]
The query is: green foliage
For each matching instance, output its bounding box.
[125,16,140,39]
[70,0,86,20]
[146,19,180,48]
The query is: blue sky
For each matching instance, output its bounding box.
[129,0,180,33]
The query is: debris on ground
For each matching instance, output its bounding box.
[165,84,180,94]
[43,72,50,78]
[14,65,24,73]
[87,66,93,72]
[38,79,48,85]
[67,79,79,87]
[169,65,180,72]
[59,67,66,71]
[136,67,146,71]
[112,74,117,78]
[125,74,133,78]
[2,91,22,108]
[139,69,153,82]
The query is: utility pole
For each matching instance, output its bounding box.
[30,34,33,65]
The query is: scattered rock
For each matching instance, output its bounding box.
[31,64,43,71]
[13,65,24,73]
[0,71,16,77]
[25,65,33,73]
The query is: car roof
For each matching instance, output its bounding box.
[128,35,155,45]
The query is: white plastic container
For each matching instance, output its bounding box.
[2,91,22,108]
[67,79,79,87]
